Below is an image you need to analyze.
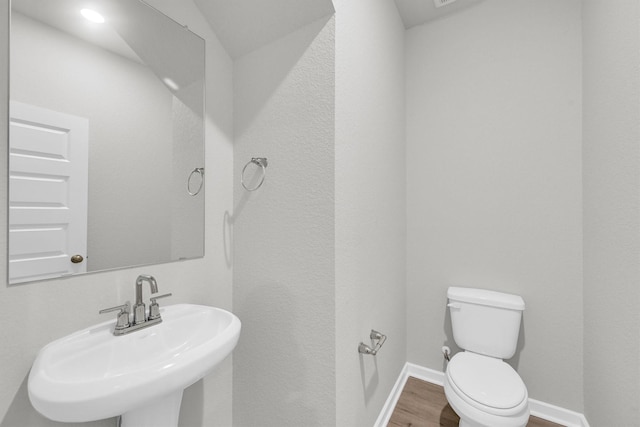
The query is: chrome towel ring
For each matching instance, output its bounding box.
[241,157,268,191]
[187,167,204,196]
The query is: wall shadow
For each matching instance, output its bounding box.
[0,374,114,427]
[233,282,321,425]
[358,341,380,405]
[233,13,334,141]
[509,318,526,370]
[230,12,335,426]
[178,379,204,427]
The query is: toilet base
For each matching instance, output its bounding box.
[444,375,529,427]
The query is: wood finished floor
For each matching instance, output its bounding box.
[388,377,563,427]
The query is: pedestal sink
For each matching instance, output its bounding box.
[28,304,241,427]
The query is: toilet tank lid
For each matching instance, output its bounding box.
[448,287,525,311]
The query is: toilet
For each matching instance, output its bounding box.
[444,287,530,427]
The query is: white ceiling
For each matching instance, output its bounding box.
[393,0,485,29]
[193,0,335,59]
[12,0,142,63]
[13,0,204,111]
[194,0,484,58]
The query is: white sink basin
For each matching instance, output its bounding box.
[28,304,241,425]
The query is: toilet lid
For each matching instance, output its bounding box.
[447,352,527,410]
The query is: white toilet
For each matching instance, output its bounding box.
[444,287,530,427]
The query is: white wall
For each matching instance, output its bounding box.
[0,0,235,425]
[232,16,336,426]
[582,1,640,424]
[333,0,407,425]
[405,0,584,412]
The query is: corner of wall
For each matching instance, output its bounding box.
[334,0,407,425]
[582,0,640,424]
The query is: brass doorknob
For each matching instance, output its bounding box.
[70,254,84,264]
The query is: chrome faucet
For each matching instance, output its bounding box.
[99,274,172,336]
[134,274,158,324]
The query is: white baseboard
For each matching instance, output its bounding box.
[375,362,589,427]
[528,399,590,427]
[373,363,410,427]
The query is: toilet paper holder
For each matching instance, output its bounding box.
[358,330,387,356]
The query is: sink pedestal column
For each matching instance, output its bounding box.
[120,389,184,427]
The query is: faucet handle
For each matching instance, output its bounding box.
[148,293,172,320]
[99,302,129,314]
[99,302,131,330]
[150,293,172,304]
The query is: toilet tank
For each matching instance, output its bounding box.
[448,287,525,359]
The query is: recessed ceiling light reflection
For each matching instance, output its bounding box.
[163,78,180,91]
[81,8,105,24]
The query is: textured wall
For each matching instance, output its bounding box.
[333,0,407,425]
[405,0,584,412]
[582,0,640,424]
[232,16,336,426]
[0,0,235,425]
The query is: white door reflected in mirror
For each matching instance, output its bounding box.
[9,101,88,284]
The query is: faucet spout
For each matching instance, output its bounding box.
[135,274,158,304]
[133,275,158,324]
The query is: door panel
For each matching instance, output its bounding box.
[9,101,88,284]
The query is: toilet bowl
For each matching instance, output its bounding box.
[444,352,529,427]
[444,287,530,427]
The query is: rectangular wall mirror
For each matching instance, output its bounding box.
[8,0,206,284]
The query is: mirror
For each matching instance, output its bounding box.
[8,0,205,284]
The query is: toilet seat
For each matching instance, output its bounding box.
[446,352,528,417]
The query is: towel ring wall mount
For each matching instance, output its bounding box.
[187,167,205,196]
[241,157,268,191]
[358,330,387,356]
